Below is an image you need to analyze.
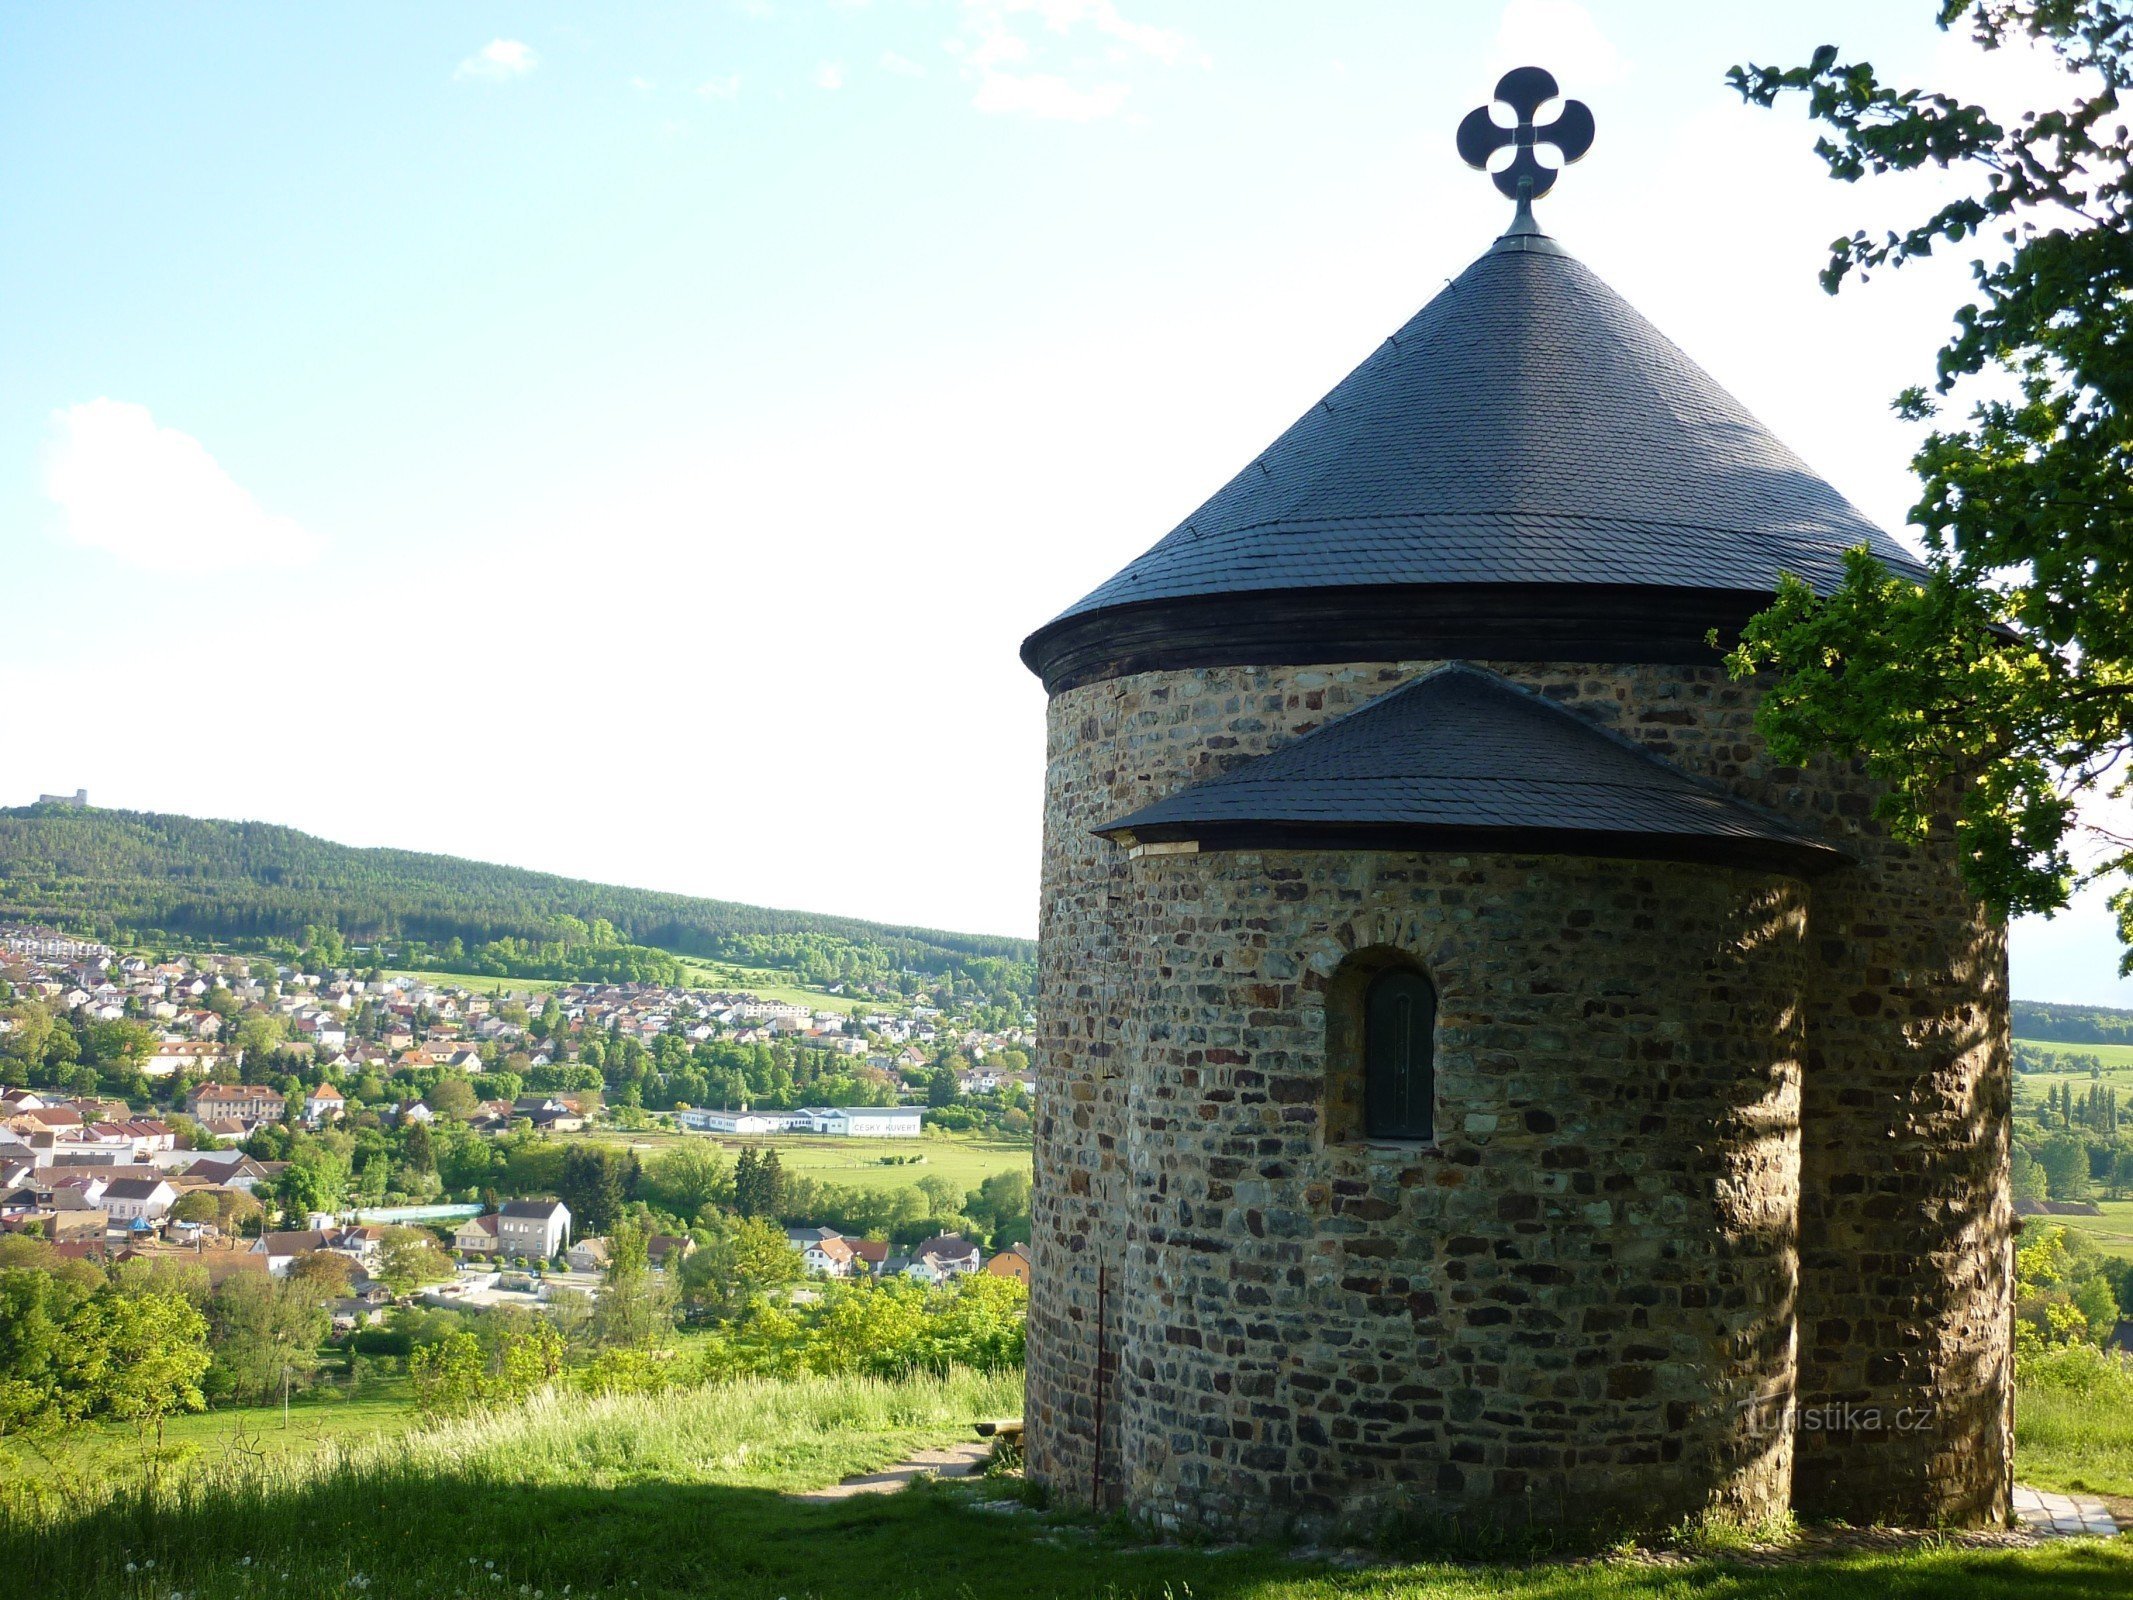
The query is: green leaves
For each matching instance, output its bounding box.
[1729,2,2133,951]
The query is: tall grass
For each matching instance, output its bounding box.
[1,1369,1020,1599]
[2016,1342,2133,1499]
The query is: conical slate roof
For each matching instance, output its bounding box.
[1096,664,1844,875]
[1023,230,1926,691]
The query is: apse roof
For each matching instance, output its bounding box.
[1095,664,1845,875]
[1022,228,1927,685]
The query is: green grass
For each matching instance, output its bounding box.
[0,1380,419,1482]
[674,957,893,1013]
[3,1370,2129,1600]
[382,960,885,1013]
[2021,1383,2133,1500]
[2049,1198,2133,1262]
[2016,1038,2133,1070]
[2017,1344,2133,1502]
[596,1129,1031,1193]
[381,967,567,997]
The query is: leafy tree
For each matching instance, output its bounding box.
[204,1273,329,1405]
[285,1250,358,1297]
[678,1216,801,1323]
[1725,3,2133,947]
[410,1319,564,1419]
[2039,1132,2093,1202]
[2011,1143,2047,1204]
[428,1077,478,1121]
[0,1267,92,1433]
[61,1288,211,1445]
[589,1219,677,1349]
[733,1147,765,1220]
[558,1144,637,1234]
[966,1168,1033,1247]
[644,1143,728,1222]
[375,1227,456,1297]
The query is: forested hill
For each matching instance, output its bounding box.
[2012,999,2133,1046]
[0,804,1032,1005]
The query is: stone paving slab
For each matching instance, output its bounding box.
[2013,1484,2120,1538]
[789,1441,992,1503]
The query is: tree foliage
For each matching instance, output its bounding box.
[1725,2,2133,950]
[0,803,1034,1003]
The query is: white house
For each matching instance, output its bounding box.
[497,1198,571,1260]
[99,1177,177,1227]
[903,1233,982,1283]
[303,1083,346,1126]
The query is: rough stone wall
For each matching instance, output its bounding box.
[1026,658,2011,1530]
[1121,849,1806,1536]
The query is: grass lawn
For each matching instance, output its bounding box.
[2020,1382,2133,1501]
[2049,1199,2133,1263]
[0,1379,419,1487]
[382,967,566,997]
[3,1370,2127,1600]
[595,1128,1031,1194]
[674,957,892,1013]
[384,960,884,1013]
[2015,1038,2133,1070]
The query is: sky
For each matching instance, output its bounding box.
[3,0,2129,1004]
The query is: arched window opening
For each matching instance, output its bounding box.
[1363,967,1436,1141]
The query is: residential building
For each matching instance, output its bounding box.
[100,1176,177,1228]
[983,1242,1031,1284]
[496,1198,570,1260]
[904,1233,982,1283]
[303,1083,346,1126]
[186,1083,286,1126]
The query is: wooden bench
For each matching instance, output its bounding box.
[972,1418,1024,1446]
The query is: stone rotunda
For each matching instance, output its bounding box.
[1016,68,2012,1538]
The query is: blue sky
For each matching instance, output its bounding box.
[4,1,2128,1004]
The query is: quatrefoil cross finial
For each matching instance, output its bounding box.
[1456,66,1595,224]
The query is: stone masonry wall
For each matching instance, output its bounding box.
[1120,849,1805,1536]
[1027,657,2010,1530]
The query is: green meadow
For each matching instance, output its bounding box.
[2048,1199,2133,1263]
[4,1367,2130,1600]
[598,1129,1031,1194]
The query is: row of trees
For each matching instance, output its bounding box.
[0,803,1035,1008]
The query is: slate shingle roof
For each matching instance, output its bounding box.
[1096,665,1844,873]
[1033,230,1925,640]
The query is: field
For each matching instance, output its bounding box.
[382,967,565,996]
[382,960,879,1013]
[4,1369,2129,1600]
[2049,1198,2133,1262]
[1,1380,419,1485]
[597,1129,1031,1194]
[674,956,895,1013]
[2013,1035,2133,1091]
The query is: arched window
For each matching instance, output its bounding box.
[1363,967,1436,1141]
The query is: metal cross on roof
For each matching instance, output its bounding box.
[1456,66,1594,226]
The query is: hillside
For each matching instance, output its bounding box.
[2015,998,2133,1047]
[0,804,1032,1005]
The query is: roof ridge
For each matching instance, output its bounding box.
[1094,663,1846,872]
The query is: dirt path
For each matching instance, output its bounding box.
[788,1441,993,1502]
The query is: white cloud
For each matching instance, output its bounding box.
[880,51,926,79]
[629,76,655,94]
[953,0,1198,122]
[455,39,538,82]
[814,61,847,91]
[43,399,322,571]
[696,74,743,101]
[972,72,1128,122]
[1492,0,1625,88]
